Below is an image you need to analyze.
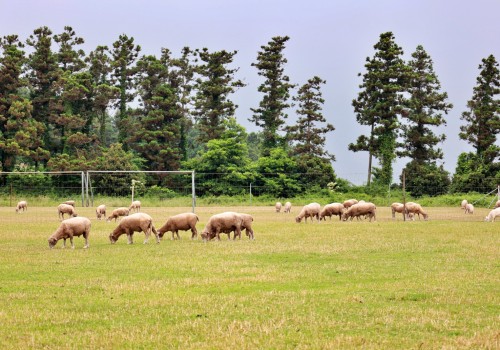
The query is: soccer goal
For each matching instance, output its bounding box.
[85,170,196,212]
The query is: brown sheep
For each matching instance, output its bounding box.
[342,202,376,222]
[200,212,244,241]
[57,203,78,220]
[106,207,130,222]
[464,203,474,214]
[405,202,429,220]
[157,212,199,240]
[319,203,344,221]
[284,201,292,213]
[204,212,254,241]
[275,202,282,213]
[343,199,358,209]
[295,203,321,223]
[96,204,106,220]
[48,217,91,249]
[15,200,28,213]
[391,202,406,220]
[109,212,159,244]
[129,200,141,213]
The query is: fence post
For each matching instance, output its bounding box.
[81,172,85,207]
[402,170,406,222]
[191,171,196,213]
[249,183,252,205]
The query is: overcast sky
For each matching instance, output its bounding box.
[1,0,499,184]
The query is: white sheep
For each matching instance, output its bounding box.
[129,200,141,213]
[106,207,130,222]
[157,212,199,240]
[295,203,321,223]
[391,202,406,220]
[63,200,76,207]
[200,212,244,241]
[343,199,358,209]
[109,212,159,244]
[48,217,91,249]
[464,203,474,214]
[405,202,429,221]
[57,203,78,220]
[460,199,468,209]
[495,200,500,208]
[484,207,500,222]
[96,204,106,220]
[342,202,376,222]
[284,201,292,213]
[319,203,344,221]
[275,202,282,213]
[15,200,28,213]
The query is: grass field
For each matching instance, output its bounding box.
[0,205,498,349]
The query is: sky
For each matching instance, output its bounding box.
[1,0,499,184]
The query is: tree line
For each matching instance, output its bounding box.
[0,27,498,197]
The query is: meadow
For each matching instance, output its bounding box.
[0,205,498,349]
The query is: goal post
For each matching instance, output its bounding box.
[85,170,196,212]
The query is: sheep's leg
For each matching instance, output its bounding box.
[176,231,180,240]
[215,229,221,241]
[70,236,75,249]
[83,233,89,249]
[191,227,197,239]
[62,238,66,249]
[127,233,133,244]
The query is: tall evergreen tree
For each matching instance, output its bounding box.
[459,55,500,161]
[250,36,295,155]
[110,34,141,144]
[192,48,245,144]
[350,32,407,186]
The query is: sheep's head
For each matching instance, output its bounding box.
[109,233,117,244]
[48,237,57,249]
[157,229,165,239]
[295,216,302,223]
[201,230,210,242]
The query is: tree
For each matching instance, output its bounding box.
[350,32,407,187]
[286,76,335,161]
[110,34,141,144]
[250,36,295,155]
[459,54,500,163]
[192,48,245,145]
[399,45,453,196]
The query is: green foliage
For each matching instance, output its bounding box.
[451,152,500,193]
[402,161,451,197]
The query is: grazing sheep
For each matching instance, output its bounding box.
[200,212,244,241]
[484,207,500,222]
[57,203,78,220]
[342,202,376,222]
[48,217,91,249]
[460,199,468,209]
[284,201,292,213]
[129,200,141,213]
[295,203,321,223]
[63,200,76,207]
[405,202,429,221]
[464,203,474,214]
[106,207,130,222]
[320,203,344,221]
[157,212,199,240]
[96,204,106,220]
[275,202,282,213]
[343,199,358,209]
[15,200,28,213]
[495,200,500,208]
[109,212,159,244]
[391,202,406,220]
[234,213,255,240]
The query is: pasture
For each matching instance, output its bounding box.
[0,205,498,349]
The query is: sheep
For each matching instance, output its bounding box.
[129,200,141,213]
[48,217,91,249]
[405,202,429,221]
[63,200,76,207]
[295,203,321,223]
[106,207,130,222]
[200,212,244,241]
[464,203,474,214]
[495,200,500,208]
[15,200,28,213]
[484,207,500,222]
[275,202,282,213]
[342,202,376,222]
[157,212,199,240]
[57,203,78,220]
[95,204,106,220]
[233,213,255,240]
[460,199,468,209]
[284,201,292,213]
[109,212,159,244]
[391,202,406,220]
[343,199,358,209]
[319,203,344,221]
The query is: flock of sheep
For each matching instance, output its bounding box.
[12,196,500,249]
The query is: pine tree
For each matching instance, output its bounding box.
[110,34,141,144]
[350,32,407,186]
[250,36,295,155]
[192,48,245,145]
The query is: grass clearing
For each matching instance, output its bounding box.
[0,206,498,349]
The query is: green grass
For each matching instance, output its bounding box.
[0,206,498,349]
